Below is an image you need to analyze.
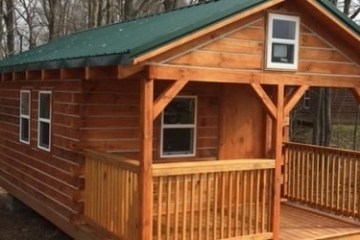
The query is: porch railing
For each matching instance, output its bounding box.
[152,159,275,240]
[83,149,140,240]
[83,151,275,239]
[284,142,360,220]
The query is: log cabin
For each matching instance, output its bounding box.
[0,0,360,239]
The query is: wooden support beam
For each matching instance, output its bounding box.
[284,85,309,116]
[148,64,360,88]
[352,88,360,103]
[273,84,284,240]
[250,83,277,119]
[139,78,154,240]
[153,80,189,120]
[117,64,144,79]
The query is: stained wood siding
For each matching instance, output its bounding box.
[0,78,84,223]
[219,84,267,160]
[82,81,220,160]
[164,11,360,76]
[166,18,265,70]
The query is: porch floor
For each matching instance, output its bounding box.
[281,203,360,240]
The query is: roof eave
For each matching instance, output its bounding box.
[0,53,132,73]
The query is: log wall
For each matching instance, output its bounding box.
[82,80,222,160]
[0,76,84,226]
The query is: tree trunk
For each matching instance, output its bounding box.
[4,0,15,56]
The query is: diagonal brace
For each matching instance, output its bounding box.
[153,79,189,120]
[251,83,277,119]
[284,85,309,116]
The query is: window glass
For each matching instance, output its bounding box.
[39,122,50,149]
[39,94,51,119]
[273,19,296,39]
[20,118,29,142]
[271,43,294,63]
[164,98,195,125]
[21,92,30,115]
[163,128,194,155]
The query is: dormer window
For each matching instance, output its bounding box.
[266,13,300,70]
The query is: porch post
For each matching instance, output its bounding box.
[139,78,154,240]
[273,84,284,240]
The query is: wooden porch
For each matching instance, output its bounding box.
[281,203,360,240]
[81,141,360,240]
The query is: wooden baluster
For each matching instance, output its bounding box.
[206,173,211,240]
[199,174,204,240]
[235,171,241,236]
[182,175,188,240]
[228,172,233,237]
[175,177,180,240]
[157,177,163,240]
[190,175,195,240]
[255,170,261,234]
[213,173,219,240]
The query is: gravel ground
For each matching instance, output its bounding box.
[0,187,71,240]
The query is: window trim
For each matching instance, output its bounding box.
[19,90,31,144]
[160,96,197,158]
[37,91,52,152]
[266,13,300,70]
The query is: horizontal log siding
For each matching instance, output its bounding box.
[0,78,84,223]
[166,11,360,76]
[82,81,220,160]
[167,18,265,70]
[284,142,360,220]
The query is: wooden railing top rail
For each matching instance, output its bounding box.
[83,149,140,173]
[284,142,360,157]
[152,159,275,177]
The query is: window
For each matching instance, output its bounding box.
[38,91,51,151]
[161,96,197,158]
[303,90,311,109]
[266,13,300,70]
[20,90,31,144]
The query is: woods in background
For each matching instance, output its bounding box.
[0,0,358,58]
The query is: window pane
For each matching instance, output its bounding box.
[272,43,294,63]
[20,118,29,142]
[39,122,50,149]
[163,128,194,155]
[273,19,296,39]
[21,92,30,116]
[40,93,51,119]
[164,98,195,124]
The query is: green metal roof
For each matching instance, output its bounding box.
[0,0,265,72]
[317,0,360,35]
[0,0,359,72]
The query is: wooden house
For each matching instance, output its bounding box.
[0,0,360,239]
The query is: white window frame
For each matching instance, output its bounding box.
[266,13,300,70]
[160,96,197,158]
[19,90,31,144]
[37,91,52,151]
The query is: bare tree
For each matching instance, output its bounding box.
[4,0,15,56]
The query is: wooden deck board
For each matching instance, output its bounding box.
[281,204,360,240]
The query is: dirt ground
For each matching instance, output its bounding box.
[0,187,71,240]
